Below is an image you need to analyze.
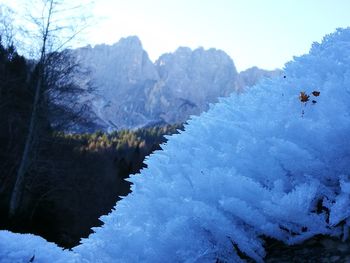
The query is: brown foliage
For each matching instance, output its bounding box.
[299,92,310,103]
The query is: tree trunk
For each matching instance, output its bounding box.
[8,0,53,218]
[8,75,42,218]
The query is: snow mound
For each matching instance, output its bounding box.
[0,231,76,263]
[74,28,350,262]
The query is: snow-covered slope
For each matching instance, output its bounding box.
[2,28,350,262]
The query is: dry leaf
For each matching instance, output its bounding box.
[299,92,310,102]
[312,91,320,97]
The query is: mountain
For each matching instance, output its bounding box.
[147,46,238,123]
[73,36,159,130]
[72,36,281,131]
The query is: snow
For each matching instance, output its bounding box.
[0,231,76,263]
[1,28,350,262]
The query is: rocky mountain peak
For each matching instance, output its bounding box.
[70,37,281,131]
[112,35,143,51]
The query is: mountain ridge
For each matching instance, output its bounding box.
[71,36,282,131]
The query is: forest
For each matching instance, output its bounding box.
[0,39,183,248]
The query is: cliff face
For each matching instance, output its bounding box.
[73,36,159,130]
[147,46,238,123]
[72,36,280,130]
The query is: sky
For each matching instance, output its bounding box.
[2,0,350,71]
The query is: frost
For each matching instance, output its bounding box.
[2,28,350,262]
[75,28,350,262]
[0,231,76,263]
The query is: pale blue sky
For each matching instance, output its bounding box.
[3,0,350,71]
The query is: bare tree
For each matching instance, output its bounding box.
[44,48,95,131]
[8,0,93,218]
[0,5,15,47]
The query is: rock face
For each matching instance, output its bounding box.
[148,47,238,123]
[72,36,280,131]
[74,36,159,130]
